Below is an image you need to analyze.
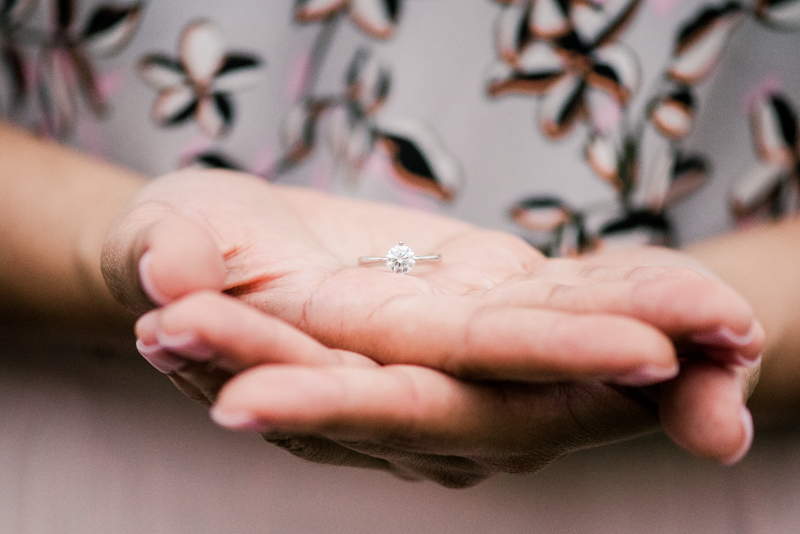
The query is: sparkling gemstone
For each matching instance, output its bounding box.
[385,243,416,274]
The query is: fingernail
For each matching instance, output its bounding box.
[691,324,756,350]
[156,330,215,361]
[705,349,763,369]
[722,406,754,466]
[210,406,271,432]
[612,363,680,387]
[139,251,170,306]
[734,353,763,369]
[136,339,185,374]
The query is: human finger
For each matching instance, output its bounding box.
[135,291,377,374]
[486,273,763,363]
[210,364,655,459]
[660,360,756,464]
[324,294,680,385]
[102,210,226,313]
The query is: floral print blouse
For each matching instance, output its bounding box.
[2,0,800,254]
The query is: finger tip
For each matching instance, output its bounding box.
[135,338,185,374]
[704,349,762,369]
[660,362,752,463]
[143,217,227,303]
[139,250,171,306]
[611,362,680,387]
[721,407,754,466]
[210,405,271,433]
[733,353,763,370]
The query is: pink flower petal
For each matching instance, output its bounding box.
[286,51,311,101]
[178,135,214,168]
[646,0,682,17]
[96,69,126,101]
[251,143,276,177]
[742,72,783,115]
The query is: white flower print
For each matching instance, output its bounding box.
[731,92,800,220]
[487,0,642,138]
[138,19,264,138]
[294,0,402,39]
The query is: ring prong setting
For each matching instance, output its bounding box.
[358,242,441,274]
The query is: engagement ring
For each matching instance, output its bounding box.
[358,242,441,274]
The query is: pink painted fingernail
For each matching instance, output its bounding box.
[722,407,754,466]
[139,251,170,306]
[136,339,185,374]
[156,330,215,361]
[210,406,272,433]
[734,353,763,369]
[691,324,756,349]
[705,349,763,369]
[612,363,680,387]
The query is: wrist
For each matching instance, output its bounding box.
[0,120,147,332]
[76,171,147,332]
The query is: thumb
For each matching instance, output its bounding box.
[102,212,226,313]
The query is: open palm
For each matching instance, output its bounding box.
[106,169,758,380]
[104,169,762,480]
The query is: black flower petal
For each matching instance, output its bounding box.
[2,44,26,106]
[377,119,461,201]
[282,99,321,163]
[538,75,586,138]
[55,0,75,29]
[82,3,144,57]
[751,93,799,165]
[650,84,695,139]
[730,162,789,219]
[668,2,743,83]
[587,43,640,104]
[495,3,533,64]
[755,0,800,25]
[510,195,572,232]
[214,53,264,92]
[213,92,233,125]
[69,48,105,115]
[346,48,391,114]
[218,54,261,76]
[193,151,244,171]
[599,210,672,248]
[350,0,402,39]
[584,133,621,189]
[574,0,642,47]
[159,92,197,125]
[665,152,708,206]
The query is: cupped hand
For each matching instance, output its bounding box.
[134,291,757,487]
[105,169,764,475]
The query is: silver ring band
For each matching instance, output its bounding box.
[359,242,440,274]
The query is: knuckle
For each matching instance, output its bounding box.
[542,282,574,308]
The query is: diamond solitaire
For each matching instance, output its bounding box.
[358,242,441,274]
[385,243,416,274]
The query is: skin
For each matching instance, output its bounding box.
[0,119,766,487]
[0,122,142,331]
[107,169,762,485]
[689,218,800,420]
